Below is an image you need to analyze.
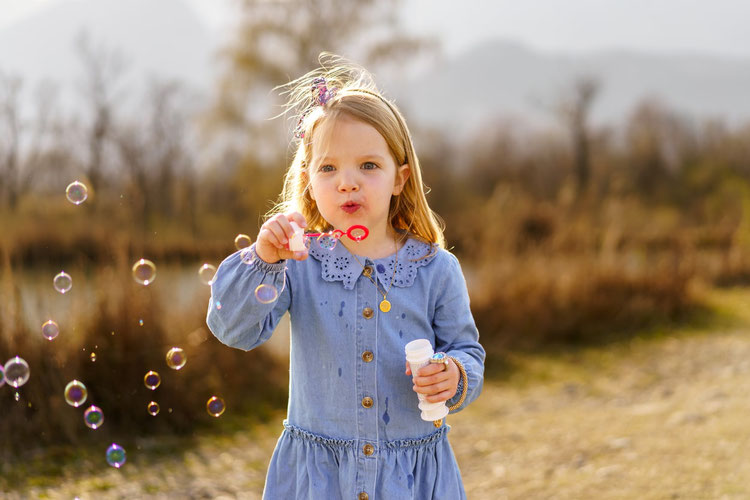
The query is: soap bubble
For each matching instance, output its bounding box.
[132,259,156,285]
[255,284,278,304]
[64,380,88,407]
[198,263,217,285]
[65,181,88,205]
[106,443,126,468]
[240,248,255,265]
[206,396,226,417]
[42,320,60,341]
[317,234,338,251]
[4,357,30,388]
[234,234,252,250]
[83,405,104,429]
[53,271,72,294]
[144,370,161,390]
[147,401,160,416]
[166,347,186,370]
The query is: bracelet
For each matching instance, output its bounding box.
[448,356,468,412]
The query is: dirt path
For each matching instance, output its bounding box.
[10,292,750,499]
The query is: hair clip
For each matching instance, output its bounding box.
[294,77,338,139]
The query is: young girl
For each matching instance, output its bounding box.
[206,55,485,499]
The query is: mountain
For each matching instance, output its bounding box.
[2,3,749,132]
[394,40,750,131]
[0,0,216,94]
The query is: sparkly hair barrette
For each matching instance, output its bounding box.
[294,77,338,139]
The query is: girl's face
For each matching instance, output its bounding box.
[308,114,409,242]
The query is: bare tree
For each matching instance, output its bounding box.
[559,77,599,194]
[75,32,128,196]
[205,0,434,152]
[0,72,22,210]
[114,79,196,228]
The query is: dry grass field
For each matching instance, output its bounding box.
[5,288,750,499]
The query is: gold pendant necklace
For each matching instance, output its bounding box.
[352,238,398,313]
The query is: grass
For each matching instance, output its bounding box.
[5,287,750,498]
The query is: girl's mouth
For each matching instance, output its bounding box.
[341,202,361,214]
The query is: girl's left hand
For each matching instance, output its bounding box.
[406,358,459,403]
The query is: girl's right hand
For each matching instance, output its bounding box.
[255,212,309,264]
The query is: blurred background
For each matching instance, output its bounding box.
[2,0,750,497]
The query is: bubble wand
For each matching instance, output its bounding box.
[288,223,369,252]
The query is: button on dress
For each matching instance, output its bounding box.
[207,235,486,499]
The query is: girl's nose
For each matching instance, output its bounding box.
[337,173,359,192]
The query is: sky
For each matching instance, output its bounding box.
[1,0,749,59]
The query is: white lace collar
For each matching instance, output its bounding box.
[308,236,438,290]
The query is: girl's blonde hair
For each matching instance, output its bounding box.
[271,53,445,248]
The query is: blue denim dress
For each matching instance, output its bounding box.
[206,236,485,499]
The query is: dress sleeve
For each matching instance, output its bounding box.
[432,251,486,412]
[206,244,291,351]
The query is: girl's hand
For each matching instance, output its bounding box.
[255,212,309,264]
[405,358,459,404]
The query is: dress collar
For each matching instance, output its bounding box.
[308,235,438,290]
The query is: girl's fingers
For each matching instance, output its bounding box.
[413,370,450,387]
[265,221,288,248]
[287,211,307,229]
[275,216,296,241]
[413,378,453,394]
[416,363,445,377]
[424,390,454,403]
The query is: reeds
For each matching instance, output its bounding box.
[0,240,288,459]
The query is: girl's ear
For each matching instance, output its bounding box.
[393,163,411,195]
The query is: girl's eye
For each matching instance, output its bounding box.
[362,162,378,170]
[319,165,335,173]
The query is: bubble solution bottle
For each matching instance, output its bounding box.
[404,339,449,423]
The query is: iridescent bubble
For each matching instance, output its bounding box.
[132,259,156,285]
[147,401,160,416]
[144,370,161,390]
[53,271,73,294]
[42,320,60,341]
[14,391,20,401]
[165,347,186,370]
[64,380,88,407]
[83,405,104,429]
[254,284,278,304]
[0,363,5,388]
[198,263,217,285]
[138,319,144,327]
[65,181,88,205]
[206,396,226,417]
[4,357,30,388]
[106,443,126,468]
[240,248,255,265]
[317,234,338,251]
[90,352,97,362]
[215,301,222,310]
[234,234,252,250]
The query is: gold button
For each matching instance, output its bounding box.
[361,351,374,363]
[359,493,369,500]
[362,396,373,408]
[362,307,374,319]
[363,443,374,456]
[363,266,373,277]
